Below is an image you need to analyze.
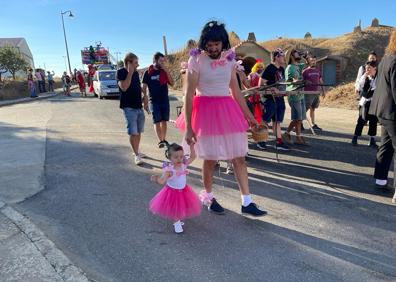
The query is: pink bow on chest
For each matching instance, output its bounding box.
[210,59,227,69]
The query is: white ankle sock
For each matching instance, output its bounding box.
[241,194,252,207]
[376,179,387,186]
[207,192,214,200]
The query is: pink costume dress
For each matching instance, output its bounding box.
[149,162,201,221]
[175,50,249,160]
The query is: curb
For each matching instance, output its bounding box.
[0,86,80,108]
[0,200,91,282]
[0,93,59,107]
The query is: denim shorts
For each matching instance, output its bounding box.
[150,102,170,123]
[262,97,286,123]
[289,99,306,121]
[123,108,145,135]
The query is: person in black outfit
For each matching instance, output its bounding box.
[351,61,378,147]
[368,28,396,203]
[117,52,149,166]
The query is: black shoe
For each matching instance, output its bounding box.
[275,142,290,151]
[351,136,358,146]
[368,138,378,149]
[374,184,394,195]
[312,124,322,131]
[257,142,267,150]
[163,140,169,147]
[241,203,267,216]
[209,198,225,214]
[158,141,165,148]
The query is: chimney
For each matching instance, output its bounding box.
[247,32,256,42]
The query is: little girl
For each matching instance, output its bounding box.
[150,143,201,233]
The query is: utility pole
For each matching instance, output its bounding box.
[162,35,168,56]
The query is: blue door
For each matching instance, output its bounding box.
[323,60,337,85]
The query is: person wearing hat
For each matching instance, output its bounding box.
[259,48,290,151]
[283,49,308,145]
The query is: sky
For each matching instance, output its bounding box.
[1,0,395,76]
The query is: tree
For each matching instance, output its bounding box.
[117,60,124,68]
[0,46,29,80]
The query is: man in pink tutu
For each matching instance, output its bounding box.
[181,21,267,216]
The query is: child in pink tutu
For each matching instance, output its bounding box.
[150,143,201,233]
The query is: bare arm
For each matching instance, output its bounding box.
[187,144,196,165]
[184,70,199,145]
[163,67,174,87]
[151,171,172,185]
[259,77,267,86]
[230,69,258,126]
[118,64,134,92]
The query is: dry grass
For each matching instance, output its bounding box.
[321,82,358,110]
[165,26,393,109]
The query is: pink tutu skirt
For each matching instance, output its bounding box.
[149,185,201,221]
[175,95,248,160]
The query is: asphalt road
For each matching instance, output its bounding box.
[5,91,396,281]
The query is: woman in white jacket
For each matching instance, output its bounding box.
[351,61,378,147]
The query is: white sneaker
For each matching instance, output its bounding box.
[375,179,387,186]
[226,165,233,175]
[134,155,143,166]
[173,220,184,233]
[138,152,147,158]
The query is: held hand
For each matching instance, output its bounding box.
[247,114,259,130]
[184,128,197,145]
[270,87,280,94]
[150,175,159,183]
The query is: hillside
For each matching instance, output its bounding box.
[167,25,393,109]
[260,26,393,82]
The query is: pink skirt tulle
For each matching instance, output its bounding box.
[175,95,248,160]
[149,185,201,221]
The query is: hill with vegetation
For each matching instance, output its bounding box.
[167,25,393,109]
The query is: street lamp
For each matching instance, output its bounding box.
[61,10,73,75]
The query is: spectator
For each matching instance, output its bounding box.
[142,52,174,149]
[283,50,307,146]
[355,51,377,99]
[27,69,37,98]
[47,71,55,92]
[259,48,290,151]
[352,61,378,147]
[368,28,396,204]
[117,52,149,165]
[303,55,324,131]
